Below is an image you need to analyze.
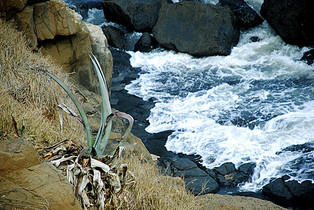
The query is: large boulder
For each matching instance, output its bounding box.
[261,0,314,47]
[263,175,314,209]
[218,0,263,30]
[152,1,240,57]
[6,0,112,93]
[0,139,82,209]
[101,0,162,32]
[102,25,128,50]
[134,32,158,52]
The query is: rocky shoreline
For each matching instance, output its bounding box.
[109,47,314,209]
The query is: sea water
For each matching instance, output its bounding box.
[125,22,314,191]
[63,0,314,192]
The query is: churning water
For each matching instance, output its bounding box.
[125,22,314,191]
[63,0,314,192]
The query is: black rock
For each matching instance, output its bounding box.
[73,0,103,19]
[102,0,162,32]
[261,0,314,47]
[185,176,220,195]
[250,36,261,42]
[263,175,314,209]
[102,26,127,50]
[214,162,236,175]
[152,1,239,57]
[301,49,314,65]
[238,162,256,175]
[218,0,263,30]
[134,32,158,52]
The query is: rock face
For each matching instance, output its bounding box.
[218,0,263,30]
[102,0,162,32]
[158,156,220,195]
[152,2,240,57]
[134,32,158,52]
[102,25,128,50]
[261,0,314,47]
[263,175,314,209]
[1,0,113,93]
[0,139,82,209]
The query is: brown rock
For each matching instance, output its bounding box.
[0,0,28,14]
[4,162,82,209]
[33,0,81,41]
[0,139,40,174]
[197,193,286,210]
[104,132,153,162]
[14,5,38,49]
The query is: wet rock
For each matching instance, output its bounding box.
[102,0,162,32]
[152,1,239,57]
[134,32,158,52]
[250,36,261,42]
[158,156,220,195]
[263,175,314,209]
[261,0,314,47]
[102,25,128,50]
[214,162,236,175]
[301,49,314,65]
[218,0,263,30]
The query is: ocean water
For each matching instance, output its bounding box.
[63,0,314,191]
[125,22,314,191]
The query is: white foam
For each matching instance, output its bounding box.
[126,23,314,191]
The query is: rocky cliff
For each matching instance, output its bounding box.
[0,0,112,93]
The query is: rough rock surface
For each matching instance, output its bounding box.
[158,156,220,195]
[263,175,314,209]
[0,139,82,209]
[152,1,239,57]
[102,0,162,32]
[218,0,263,30]
[3,0,113,93]
[134,32,158,52]
[261,0,314,46]
[102,25,128,50]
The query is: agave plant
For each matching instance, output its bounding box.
[41,54,133,158]
[39,54,134,209]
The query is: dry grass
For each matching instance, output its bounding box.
[0,19,85,145]
[118,157,199,210]
[0,19,200,209]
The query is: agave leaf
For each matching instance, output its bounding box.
[110,112,134,157]
[42,70,93,148]
[89,54,112,157]
[20,119,25,138]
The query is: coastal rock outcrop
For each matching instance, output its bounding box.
[152,1,240,57]
[263,175,314,209]
[261,0,314,47]
[218,0,263,30]
[0,139,82,209]
[1,0,113,93]
[102,0,162,32]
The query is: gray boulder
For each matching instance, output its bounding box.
[261,0,314,47]
[102,0,162,32]
[218,0,263,30]
[152,1,240,57]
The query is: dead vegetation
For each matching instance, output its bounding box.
[0,19,199,209]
